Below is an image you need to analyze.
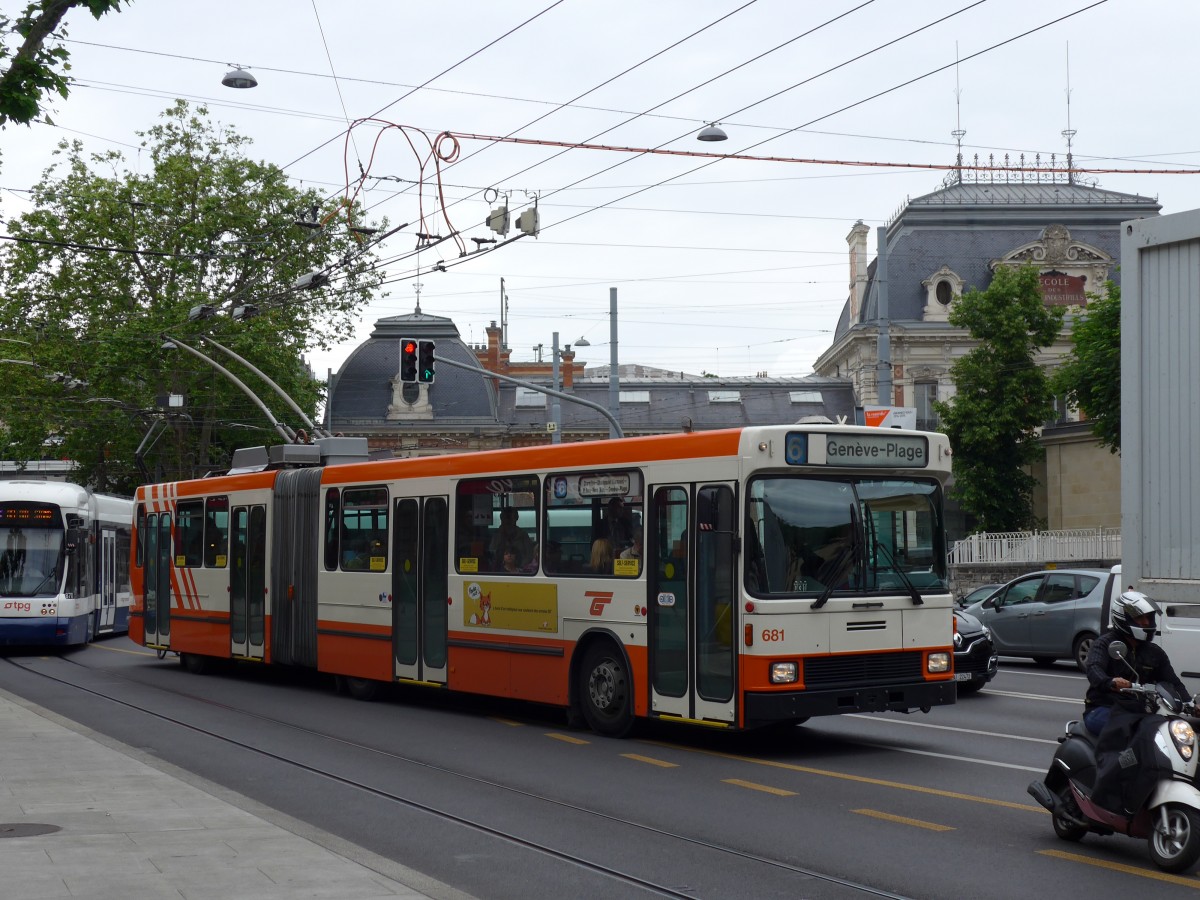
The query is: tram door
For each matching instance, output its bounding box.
[98,528,117,632]
[142,512,172,647]
[392,496,449,684]
[648,483,738,726]
[229,505,267,660]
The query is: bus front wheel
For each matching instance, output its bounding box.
[579,642,633,738]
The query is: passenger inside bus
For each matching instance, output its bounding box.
[603,497,634,552]
[490,507,534,570]
[589,538,614,574]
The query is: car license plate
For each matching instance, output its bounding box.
[954,672,972,682]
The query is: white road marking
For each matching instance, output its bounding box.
[980,688,1082,704]
[844,713,1059,744]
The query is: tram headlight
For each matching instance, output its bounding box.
[927,652,951,674]
[1170,719,1196,760]
[770,662,798,684]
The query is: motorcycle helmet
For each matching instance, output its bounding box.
[1112,590,1160,642]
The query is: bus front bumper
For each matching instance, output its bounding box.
[743,680,956,727]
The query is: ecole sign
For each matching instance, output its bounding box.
[1039,272,1087,306]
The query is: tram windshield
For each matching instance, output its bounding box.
[0,503,65,598]
[745,476,947,598]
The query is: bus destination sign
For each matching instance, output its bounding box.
[786,432,928,468]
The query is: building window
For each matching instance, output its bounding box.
[915,382,939,431]
[707,390,741,403]
[936,281,954,305]
[515,388,546,408]
[789,391,822,403]
[619,390,650,404]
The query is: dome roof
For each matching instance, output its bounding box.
[328,311,498,427]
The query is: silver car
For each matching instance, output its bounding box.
[961,568,1120,671]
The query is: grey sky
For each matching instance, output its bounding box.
[2,0,1195,379]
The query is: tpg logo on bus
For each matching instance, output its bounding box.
[823,433,928,467]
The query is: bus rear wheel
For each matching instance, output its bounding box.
[343,676,381,702]
[180,653,211,675]
[579,642,633,738]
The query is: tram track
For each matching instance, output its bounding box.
[2,653,915,900]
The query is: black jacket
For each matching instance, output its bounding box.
[1084,630,1187,712]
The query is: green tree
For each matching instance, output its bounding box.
[934,265,1064,532]
[1053,280,1121,453]
[0,0,126,127]
[0,101,386,491]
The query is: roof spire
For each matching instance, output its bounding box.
[1062,41,1076,186]
[952,42,966,185]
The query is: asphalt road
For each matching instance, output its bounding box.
[2,640,1198,899]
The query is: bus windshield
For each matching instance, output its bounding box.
[0,523,64,598]
[745,476,947,598]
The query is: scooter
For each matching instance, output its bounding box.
[1027,640,1200,873]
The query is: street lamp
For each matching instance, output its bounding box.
[221,67,257,89]
[697,123,728,142]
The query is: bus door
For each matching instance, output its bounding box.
[648,483,738,726]
[142,512,172,647]
[98,528,117,632]
[229,505,267,660]
[391,496,449,684]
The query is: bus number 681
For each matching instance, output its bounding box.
[761,628,785,642]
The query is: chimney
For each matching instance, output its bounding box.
[847,220,870,323]
[485,320,502,370]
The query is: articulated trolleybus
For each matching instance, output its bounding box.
[131,424,957,735]
[0,480,133,646]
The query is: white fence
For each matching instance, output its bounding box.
[949,528,1121,566]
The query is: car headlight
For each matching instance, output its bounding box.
[1170,719,1196,760]
[770,662,798,684]
[927,652,950,674]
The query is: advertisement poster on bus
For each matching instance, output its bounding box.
[464,580,559,633]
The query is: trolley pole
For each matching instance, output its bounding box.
[431,353,623,439]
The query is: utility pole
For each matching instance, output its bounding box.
[609,287,619,440]
[551,331,562,444]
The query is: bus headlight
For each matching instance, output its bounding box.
[770,662,798,684]
[1170,720,1195,760]
[927,652,950,674]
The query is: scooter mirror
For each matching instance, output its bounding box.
[1108,640,1128,660]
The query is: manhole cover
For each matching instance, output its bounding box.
[0,824,61,838]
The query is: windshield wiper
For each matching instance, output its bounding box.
[810,504,862,611]
[873,541,923,606]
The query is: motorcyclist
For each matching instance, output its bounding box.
[1082,590,1188,814]
[1083,590,1186,736]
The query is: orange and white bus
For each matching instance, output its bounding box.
[130,424,957,735]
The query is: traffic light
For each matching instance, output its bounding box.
[400,338,418,382]
[418,340,436,383]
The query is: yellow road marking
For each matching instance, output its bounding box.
[621,753,679,768]
[643,740,1043,813]
[547,732,589,745]
[1038,849,1200,887]
[490,717,524,727]
[853,808,954,831]
[723,778,797,797]
[90,643,159,657]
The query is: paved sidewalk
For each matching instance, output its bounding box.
[0,688,472,900]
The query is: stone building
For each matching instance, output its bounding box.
[813,155,1161,531]
[325,312,857,454]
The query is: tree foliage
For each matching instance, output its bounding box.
[0,101,386,491]
[0,0,125,127]
[933,265,1064,533]
[1053,280,1121,453]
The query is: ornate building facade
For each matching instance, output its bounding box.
[814,156,1161,530]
